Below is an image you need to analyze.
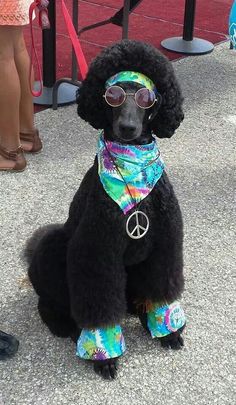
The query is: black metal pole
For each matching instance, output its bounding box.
[122,0,130,38]
[42,0,56,87]
[51,0,81,109]
[183,0,196,41]
[34,0,78,106]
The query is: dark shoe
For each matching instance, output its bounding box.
[0,330,19,360]
[20,128,42,153]
[0,145,26,172]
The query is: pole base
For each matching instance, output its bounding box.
[161,37,214,55]
[33,81,78,106]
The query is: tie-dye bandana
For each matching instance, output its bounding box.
[76,325,126,360]
[147,301,186,338]
[105,71,157,92]
[97,134,164,214]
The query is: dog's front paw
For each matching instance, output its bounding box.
[159,326,185,350]
[93,358,118,380]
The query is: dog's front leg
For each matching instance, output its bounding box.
[135,249,186,350]
[127,198,186,349]
[138,310,185,350]
[70,327,119,380]
[67,215,127,378]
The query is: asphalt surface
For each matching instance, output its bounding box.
[0,42,235,405]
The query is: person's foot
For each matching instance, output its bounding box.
[20,129,42,153]
[0,154,17,170]
[0,330,19,360]
[0,145,26,172]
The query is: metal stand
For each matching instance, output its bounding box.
[161,0,214,55]
[34,0,78,106]
[77,0,142,37]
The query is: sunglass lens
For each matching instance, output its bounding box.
[136,88,156,108]
[105,86,125,107]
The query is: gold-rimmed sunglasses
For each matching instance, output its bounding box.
[103,85,158,109]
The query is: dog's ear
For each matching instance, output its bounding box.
[76,75,108,130]
[150,67,184,138]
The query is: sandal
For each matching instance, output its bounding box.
[20,128,42,153]
[0,144,26,172]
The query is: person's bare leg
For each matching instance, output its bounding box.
[0,26,22,169]
[14,27,35,151]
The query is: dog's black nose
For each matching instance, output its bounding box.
[119,122,137,135]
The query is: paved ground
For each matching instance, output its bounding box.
[0,42,235,405]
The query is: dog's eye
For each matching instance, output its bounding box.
[135,89,156,109]
[104,86,126,107]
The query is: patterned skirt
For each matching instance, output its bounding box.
[0,0,33,26]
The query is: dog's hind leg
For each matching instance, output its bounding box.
[38,297,78,339]
[24,224,63,265]
[27,225,76,338]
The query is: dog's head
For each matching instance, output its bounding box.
[77,40,184,144]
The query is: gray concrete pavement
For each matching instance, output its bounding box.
[0,42,235,405]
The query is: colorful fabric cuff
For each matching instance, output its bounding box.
[76,325,126,360]
[147,301,186,338]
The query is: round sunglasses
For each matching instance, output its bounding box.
[103,85,158,109]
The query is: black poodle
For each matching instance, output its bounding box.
[26,40,186,380]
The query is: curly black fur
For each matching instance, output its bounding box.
[77,39,184,137]
[26,40,185,379]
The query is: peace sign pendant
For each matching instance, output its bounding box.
[126,210,149,239]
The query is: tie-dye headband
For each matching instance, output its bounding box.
[105,71,156,92]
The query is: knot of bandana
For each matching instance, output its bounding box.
[105,71,157,92]
[97,133,165,214]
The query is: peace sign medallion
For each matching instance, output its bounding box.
[126,210,149,239]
